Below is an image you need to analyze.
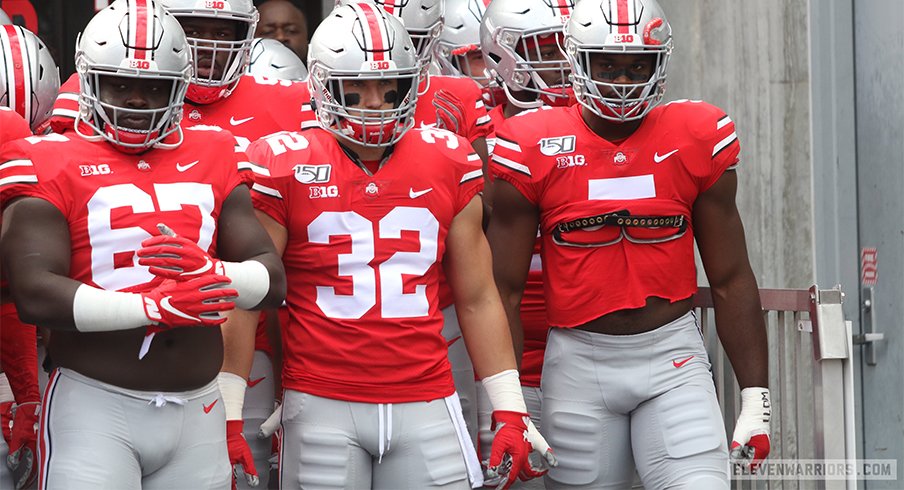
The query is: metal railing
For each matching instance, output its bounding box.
[695,285,857,490]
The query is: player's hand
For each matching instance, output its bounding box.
[227,420,259,488]
[138,224,224,279]
[485,411,533,489]
[433,89,467,137]
[7,402,39,490]
[141,275,237,329]
[258,403,282,439]
[730,387,771,471]
[519,418,557,480]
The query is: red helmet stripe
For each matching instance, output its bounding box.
[2,26,28,121]
[129,0,150,59]
[616,0,630,33]
[379,0,396,16]
[359,3,387,61]
[555,0,572,17]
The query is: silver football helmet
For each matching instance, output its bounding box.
[0,9,11,25]
[160,0,258,104]
[310,1,420,147]
[75,0,191,151]
[0,25,61,131]
[247,38,308,80]
[564,0,672,121]
[335,0,443,74]
[480,0,575,108]
[434,0,489,84]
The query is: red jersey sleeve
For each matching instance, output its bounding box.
[489,117,541,204]
[0,136,67,213]
[183,126,252,192]
[0,109,32,144]
[457,79,494,143]
[47,73,80,134]
[247,133,296,226]
[685,101,740,192]
[455,150,484,214]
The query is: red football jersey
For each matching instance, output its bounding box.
[0,127,253,293]
[0,108,32,145]
[48,73,315,152]
[248,127,483,403]
[414,75,493,143]
[491,101,740,327]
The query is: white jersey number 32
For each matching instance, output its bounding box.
[308,207,439,319]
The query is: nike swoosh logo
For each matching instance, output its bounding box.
[446,335,462,348]
[653,149,679,163]
[247,377,266,388]
[230,116,254,126]
[409,187,433,199]
[672,355,695,368]
[160,296,198,322]
[203,399,218,414]
[176,160,200,172]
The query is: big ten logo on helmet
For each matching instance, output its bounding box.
[369,61,391,71]
[127,59,151,70]
[205,0,226,9]
[80,164,112,176]
[539,135,576,156]
[294,164,332,184]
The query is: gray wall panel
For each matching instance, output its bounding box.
[660,0,813,289]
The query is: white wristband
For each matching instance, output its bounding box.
[217,371,247,421]
[481,369,527,413]
[72,284,151,332]
[221,260,270,309]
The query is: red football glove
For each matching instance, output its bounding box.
[137,226,224,279]
[433,89,467,137]
[486,411,532,490]
[7,402,39,490]
[141,275,237,331]
[227,420,259,488]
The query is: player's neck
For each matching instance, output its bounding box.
[343,140,387,162]
[580,106,644,143]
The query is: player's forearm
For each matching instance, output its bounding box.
[712,272,769,388]
[221,254,286,310]
[220,308,261,379]
[12,273,83,331]
[458,293,519,379]
[497,285,526,366]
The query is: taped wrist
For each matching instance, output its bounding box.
[72,284,151,332]
[221,260,270,309]
[217,371,247,421]
[481,369,527,413]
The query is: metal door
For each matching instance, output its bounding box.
[853,0,904,487]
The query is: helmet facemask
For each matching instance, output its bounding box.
[566,40,670,122]
[493,27,573,108]
[174,11,259,104]
[310,63,419,148]
[76,53,190,153]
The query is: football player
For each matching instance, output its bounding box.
[45,2,314,485]
[473,2,576,487]
[0,2,286,489]
[487,0,771,488]
[333,0,495,447]
[238,4,553,489]
[0,24,60,490]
